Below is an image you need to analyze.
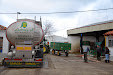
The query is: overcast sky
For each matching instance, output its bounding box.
[0,0,113,37]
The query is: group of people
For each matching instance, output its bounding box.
[83,45,110,63]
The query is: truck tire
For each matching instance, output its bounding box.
[52,50,55,54]
[65,52,68,56]
[1,58,5,66]
[57,51,61,56]
[44,46,50,53]
[35,49,43,58]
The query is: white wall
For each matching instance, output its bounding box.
[83,36,104,42]
[99,36,104,42]
[106,36,109,47]
[107,47,113,61]
[83,36,96,42]
[68,35,104,53]
[45,35,68,42]
[68,36,96,53]
[68,36,80,53]
[0,30,9,53]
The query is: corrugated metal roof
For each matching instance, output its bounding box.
[0,25,7,30]
[77,20,113,29]
[67,20,113,35]
[104,30,113,36]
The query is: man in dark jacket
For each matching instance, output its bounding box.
[96,45,102,61]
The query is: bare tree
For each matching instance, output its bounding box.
[43,20,55,36]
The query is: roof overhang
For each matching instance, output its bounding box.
[67,20,113,36]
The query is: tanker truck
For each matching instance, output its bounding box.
[2,19,44,67]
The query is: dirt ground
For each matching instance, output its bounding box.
[0,53,113,75]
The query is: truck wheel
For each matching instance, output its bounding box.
[1,58,5,66]
[46,45,50,53]
[65,52,68,56]
[52,50,55,54]
[35,49,43,58]
[40,49,43,58]
[43,46,50,53]
[57,51,61,56]
[43,47,46,53]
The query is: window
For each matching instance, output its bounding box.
[109,40,113,47]
[0,37,3,53]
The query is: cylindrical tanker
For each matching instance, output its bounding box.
[6,19,44,45]
[3,19,44,67]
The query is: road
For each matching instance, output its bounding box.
[0,53,113,75]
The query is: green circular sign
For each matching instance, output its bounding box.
[21,22,27,28]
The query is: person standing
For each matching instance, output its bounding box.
[105,47,110,63]
[83,47,89,63]
[96,45,102,61]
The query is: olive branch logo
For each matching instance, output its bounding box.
[21,22,27,28]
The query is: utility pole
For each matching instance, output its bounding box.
[17,12,21,21]
[34,16,36,21]
[80,34,83,54]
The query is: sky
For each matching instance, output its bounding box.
[0,0,113,37]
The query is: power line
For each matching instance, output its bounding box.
[0,8,113,14]
[0,12,20,14]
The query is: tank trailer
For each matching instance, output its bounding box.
[2,19,44,67]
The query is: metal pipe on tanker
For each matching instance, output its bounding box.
[6,19,44,45]
[17,12,21,21]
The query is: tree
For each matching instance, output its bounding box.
[43,20,55,36]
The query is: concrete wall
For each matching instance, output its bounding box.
[68,36,96,53]
[107,47,113,61]
[83,36,96,42]
[83,36,104,42]
[99,36,104,42]
[0,30,9,53]
[106,36,109,47]
[68,36,80,53]
[45,35,68,42]
[68,35,104,53]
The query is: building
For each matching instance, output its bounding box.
[104,30,113,61]
[45,35,68,43]
[67,20,113,53]
[0,25,9,53]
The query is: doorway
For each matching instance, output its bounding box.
[0,37,3,53]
